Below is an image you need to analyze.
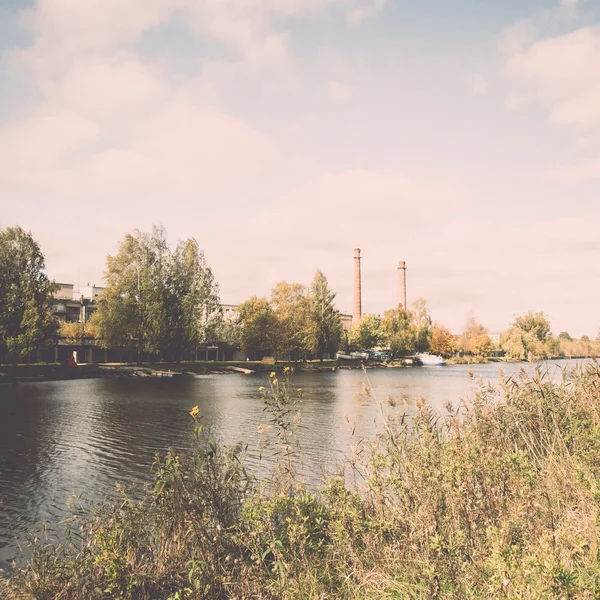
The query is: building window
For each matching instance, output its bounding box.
[66,307,80,323]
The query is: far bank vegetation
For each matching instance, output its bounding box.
[1,224,598,364]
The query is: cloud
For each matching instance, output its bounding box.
[16,0,387,74]
[0,65,278,201]
[0,0,393,201]
[505,25,600,179]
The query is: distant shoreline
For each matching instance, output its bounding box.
[0,360,375,383]
[0,356,591,384]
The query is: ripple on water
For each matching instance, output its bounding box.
[0,359,593,560]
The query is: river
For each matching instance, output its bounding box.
[0,359,589,561]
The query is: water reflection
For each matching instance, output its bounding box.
[0,359,592,560]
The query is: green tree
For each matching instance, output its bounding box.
[166,238,222,360]
[545,334,561,357]
[410,297,432,352]
[429,323,456,357]
[381,308,415,357]
[501,311,553,361]
[514,311,551,342]
[310,270,342,360]
[94,226,221,362]
[500,329,526,360]
[237,296,277,360]
[59,319,98,345]
[348,314,384,351]
[558,331,572,341]
[95,226,170,361]
[271,281,315,360]
[214,313,243,346]
[0,226,58,363]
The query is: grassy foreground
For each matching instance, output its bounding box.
[5,364,600,599]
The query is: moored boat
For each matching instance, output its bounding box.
[336,351,369,360]
[416,353,446,366]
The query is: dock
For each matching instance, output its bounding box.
[225,366,254,374]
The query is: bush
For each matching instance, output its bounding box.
[6,364,600,599]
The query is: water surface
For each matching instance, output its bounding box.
[0,359,587,561]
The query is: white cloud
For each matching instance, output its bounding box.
[505,25,600,179]
[16,0,387,74]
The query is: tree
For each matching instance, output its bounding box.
[410,298,432,352]
[238,296,277,360]
[214,313,243,346]
[59,320,98,345]
[95,226,169,361]
[514,311,551,341]
[501,311,553,361]
[580,335,590,342]
[471,334,494,356]
[381,308,415,357]
[460,316,488,354]
[558,331,572,341]
[501,329,525,360]
[166,238,222,360]
[94,226,221,362]
[0,226,58,363]
[310,270,342,360]
[348,314,384,351]
[430,323,456,357]
[271,281,315,360]
[545,334,561,358]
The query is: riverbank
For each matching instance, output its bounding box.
[2,355,586,384]
[0,359,407,383]
[4,362,600,599]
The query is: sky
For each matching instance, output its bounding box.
[1,0,600,337]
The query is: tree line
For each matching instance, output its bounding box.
[233,272,343,360]
[2,224,599,364]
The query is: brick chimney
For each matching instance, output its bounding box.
[353,248,362,327]
[398,261,407,310]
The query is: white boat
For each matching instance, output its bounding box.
[336,351,369,360]
[416,353,446,366]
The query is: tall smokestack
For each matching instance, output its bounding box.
[353,248,362,327]
[398,261,407,310]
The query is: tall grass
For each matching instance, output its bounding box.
[5,363,600,599]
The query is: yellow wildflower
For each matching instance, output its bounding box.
[284,366,290,373]
[270,371,276,377]
[297,388,302,392]
[259,386,265,391]
[189,406,200,417]
[272,378,278,385]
